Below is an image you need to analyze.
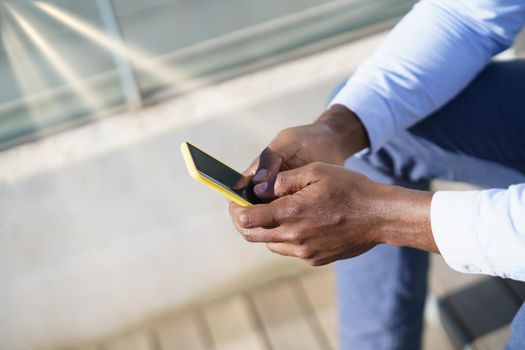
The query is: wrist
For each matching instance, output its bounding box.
[315,104,370,157]
[376,185,438,253]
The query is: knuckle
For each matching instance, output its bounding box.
[308,162,324,176]
[285,203,302,218]
[288,231,303,245]
[296,246,315,260]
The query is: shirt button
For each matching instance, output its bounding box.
[465,265,481,273]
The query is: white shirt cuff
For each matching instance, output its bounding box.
[431,190,493,275]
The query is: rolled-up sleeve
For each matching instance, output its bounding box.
[432,185,525,281]
[329,0,525,151]
[329,0,525,279]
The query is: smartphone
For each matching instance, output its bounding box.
[181,142,260,206]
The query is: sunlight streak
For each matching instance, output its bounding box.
[5,4,102,111]
[34,1,198,88]
[1,9,60,125]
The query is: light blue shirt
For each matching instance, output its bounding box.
[330,0,525,280]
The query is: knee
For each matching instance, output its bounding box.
[344,154,399,186]
[344,139,431,189]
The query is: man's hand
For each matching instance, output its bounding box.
[230,162,438,266]
[247,105,369,200]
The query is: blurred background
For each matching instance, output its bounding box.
[1,1,524,350]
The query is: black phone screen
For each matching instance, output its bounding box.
[187,143,260,204]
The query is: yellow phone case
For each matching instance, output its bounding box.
[180,142,252,207]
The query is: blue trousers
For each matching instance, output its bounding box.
[334,60,525,350]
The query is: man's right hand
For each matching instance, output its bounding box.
[249,104,370,200]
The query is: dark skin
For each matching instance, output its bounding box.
[229,104,438,266]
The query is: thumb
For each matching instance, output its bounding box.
[272,162,324,198]
[253,147,284,184]
[243,157,259,177]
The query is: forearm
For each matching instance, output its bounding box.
[376,183,525,281]
[373,184,438,253]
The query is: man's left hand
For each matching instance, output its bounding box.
[229,162,437,266]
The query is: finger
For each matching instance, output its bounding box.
[253,177,278,201]
[266,243,318,261]
[229,201,240,220]
[233,222,288,243]
[229,202,279,229]
[232,218,301,243]
[272,162,324,197]
[265,243,297,257]
[253,147,283,184]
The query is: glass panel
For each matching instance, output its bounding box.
[0,0,415,149]
[113,0,416,97]
[0,0,125,147]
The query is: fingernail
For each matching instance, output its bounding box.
[254,182,268,195]
[253,169,268,181]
